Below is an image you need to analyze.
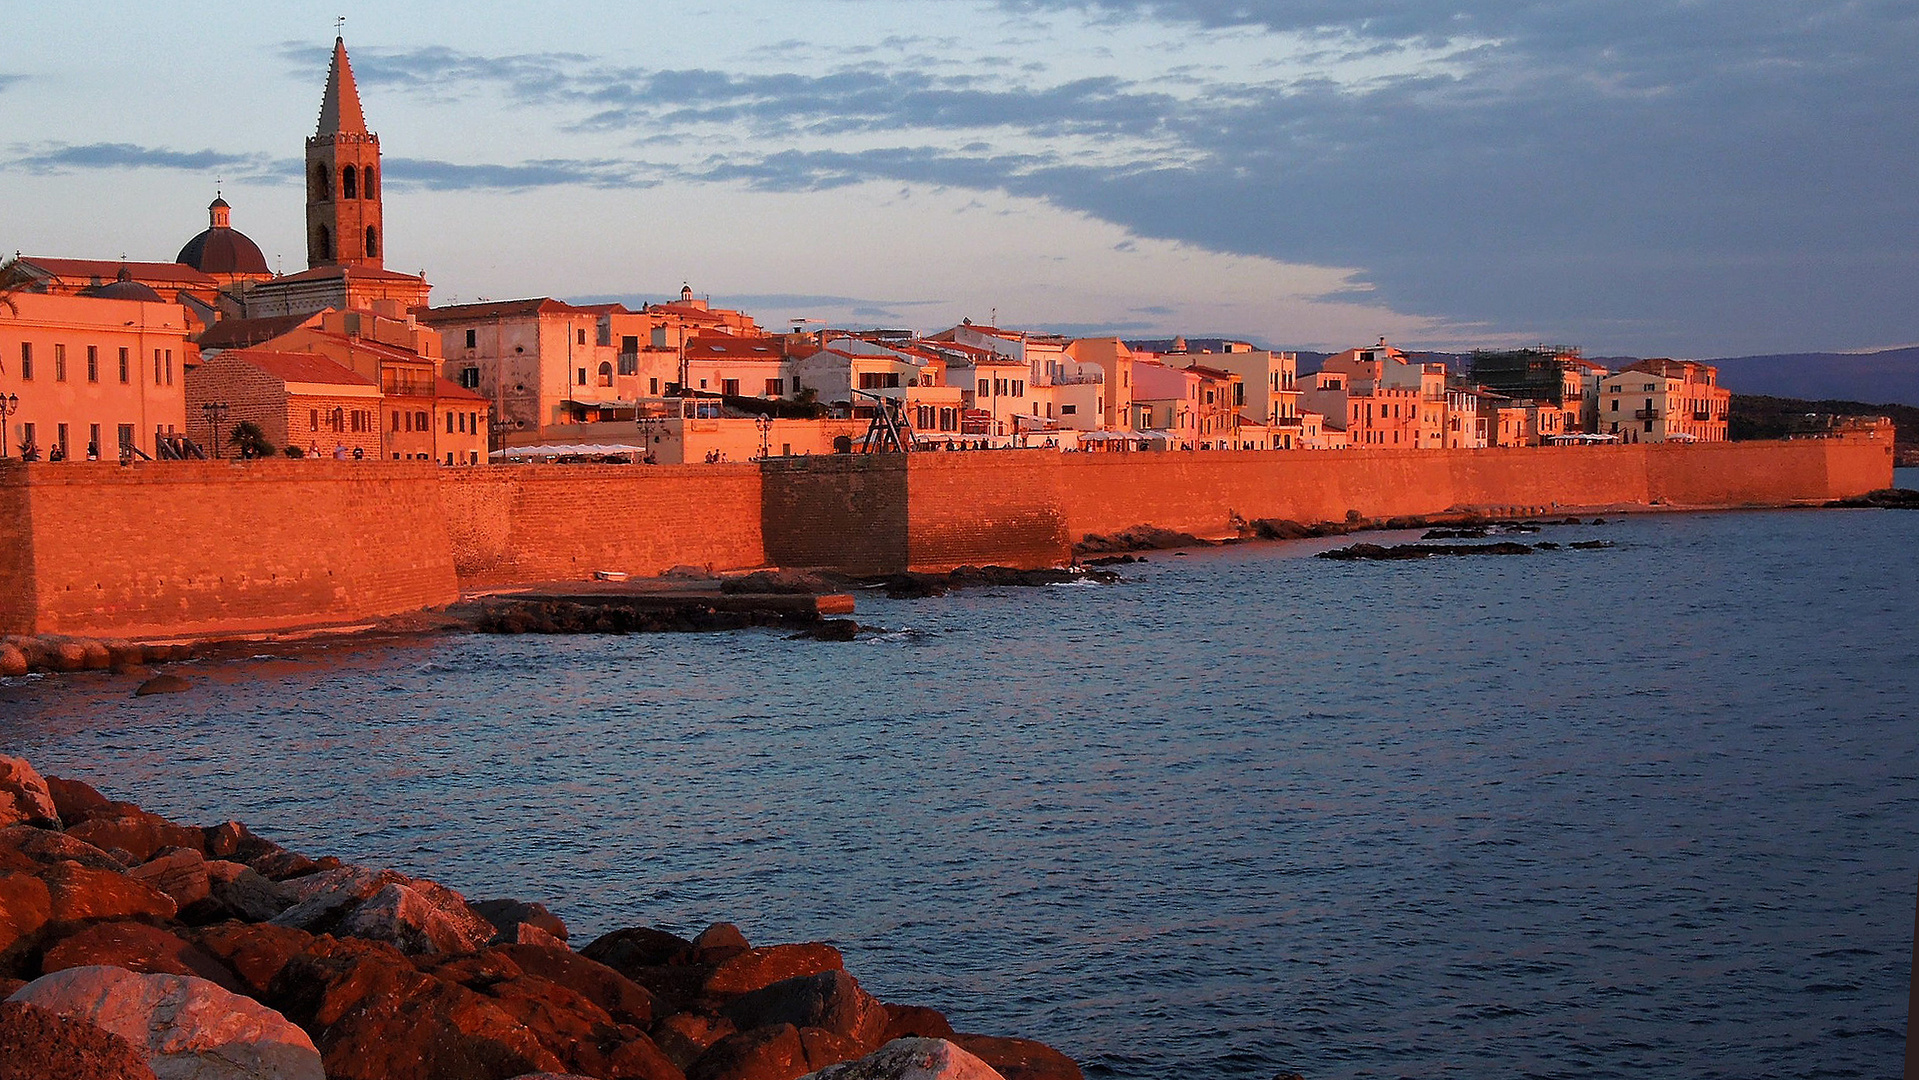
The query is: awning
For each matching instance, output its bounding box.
[490,443,650,459]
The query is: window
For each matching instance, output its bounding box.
[392,412,402,432]
[19,343,31,381]
[312,163,331,201]
[617,352,638,376]
[54,345,66,382]
[722,379,740,397]
[364,226,378,258]
[459,366,479,388]
[416,410,428,431]
[464,329,477,349]
[315,224,333,261]
[153,350,162,385]
[166,352,173,386]
[1013,380,1024,397]
[88,424,100,457]
[363,167,377,199]
[55,423,68,455]
[118,347,129,384]
[342,165,357,200]
[577,329,587,346]
[1061,404,1077,415]
[446,412,455,434]
[118,424,134,452]
[577,367,587,386]
[764,378,784,397]
[649,378,659,395]
[330,408,344,432]
[598,362,613,387]
[978,379,989,397]
[310,409,320,431]
[86,346,98,383]
[21,423,34,453]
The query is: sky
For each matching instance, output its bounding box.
[2,1,1914,357]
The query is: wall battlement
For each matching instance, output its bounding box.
[0,433,1893,638]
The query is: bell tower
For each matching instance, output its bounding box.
[305,36,384,270]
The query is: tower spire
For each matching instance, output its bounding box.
[316,35,367,136]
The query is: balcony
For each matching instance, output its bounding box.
[1692,410,1712,422]
[1634,408,1660,420]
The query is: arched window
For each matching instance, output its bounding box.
[598,362,614,387]
[315,224,333,261]
[329,407,344,432]
[312,163,331,202]
[341,165,358,200]
[363,167,377,199]
[365,226,379,258]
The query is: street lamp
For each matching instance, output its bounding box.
[201,401,229,460]
[756,414,773,460]
[0,393,16,459]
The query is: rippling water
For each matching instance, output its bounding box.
[5,483,1917,1079]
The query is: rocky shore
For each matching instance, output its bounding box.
[0,756,1081,1080]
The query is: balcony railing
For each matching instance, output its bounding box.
[1692,410,1712,421]
[1634,408,1660,420]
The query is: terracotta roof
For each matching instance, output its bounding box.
[197,313,317,350]
[220,349,377,388]
[1183,364,1241,380]
[435,377,489,402]
[177,228,268,276]
[21,257,216,287]
[685,335,784,359]
[414,298,583,322]
[270,265,426,285]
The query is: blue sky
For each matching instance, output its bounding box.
[2,2,1914,356]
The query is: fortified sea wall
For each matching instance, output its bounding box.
[0,434,1893,637]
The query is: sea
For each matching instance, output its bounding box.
[5,468,1916,1080]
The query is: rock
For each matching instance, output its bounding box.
[39,921,241,990]
[65,805,204,862]
[246,845,322,881]
[104,641,147,669]
[201,821,270,861]
[474,897,570,943]
[1074,525,1209,555]
[0,645,26,679]
[134,674,192,697]
[10,964,324,1080]
[0,999,160,1080]
[880,1005,955,1042]
[478,972,625,1075]
[0,872,52,963]
[193,921,314,998]
[704,943,845,997]
[38,861,177,925]
[337,881,496,955]
[799,1028,868,1072]
[45,640,88,672]
[694,921,752,957]
[78,640,111,670]
[44,776,111,826]
[1314,540,1534,561]
[490,942,660,1027]
[270,865,409,933]
[504,1075,600,1080]
[690,1022,809,1080]
[270,937,566,1080]
[204,859,296,922]
[722,569,849,595]
[0,825,125,873]
[655,1012,738,1071]
[582,925,696,971]
[724,970,888,1051]
[513,921,568,949]
[947,1036,1082,1080]
[801,1037,1005,1080]
[0,758,60,830]
[798,620,861,641]
[604,1036,686,1080]
[127,847,213,913]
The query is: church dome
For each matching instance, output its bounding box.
[177,196,269,275]
[81,266,164,303]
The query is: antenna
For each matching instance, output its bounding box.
[335,15,346,37]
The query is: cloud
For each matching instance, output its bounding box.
[382,157,661,192]
[5,142,289,179]
[0,75,23,94]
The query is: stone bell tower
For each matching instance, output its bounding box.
[305,36,384,270]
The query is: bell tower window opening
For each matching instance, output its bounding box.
[312,163,331,202]
[365,227,379,258]
[315,224,333,261]
[363,167,377,199]
[341,165,358,199]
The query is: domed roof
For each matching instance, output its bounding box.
[176,196,269,276]
[80,266,164,303]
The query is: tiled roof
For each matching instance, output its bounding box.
[435,377,489,402]
[21,257,217,287]
[221,349,377,387]
[685,335,784,358]
[415,298,583,322]
[271,265,427,285]
[197,313,317,350]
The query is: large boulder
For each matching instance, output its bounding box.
[9,964,324,1080]
[193,921,314,999]
[582,925,696,970]
[65,804,203,863]
[490,942,660,1027]
[39,921,241,990]
[690,1022,810,1080]
[0,999,160,1080]
[0,825,126,873]
[203,859,296,922]
[38,861,177,925]
[336,881,496,956]
[724,970,888,1051]
[655,1012,737,1071]
[705,943,845,997]
[0,873,51,964]
[270,865,409,933]
[128,847,213,914]
[879,1005,955,1042]
[474,898,569,944]
[0,644,26,679]
[43,776,110,827]
[946,1036,1081,1080]
[800,1038,1005,1080]
[0,758,59,830]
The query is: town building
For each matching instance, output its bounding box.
[1599,358,1730,442]
[0,287,194,461]
[185,349,382,460]
[1469,346,1593,435]
[1190,349,1302,446]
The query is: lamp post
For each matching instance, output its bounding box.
[755,414,772,460]
[0,393,16,459]
[200,401,229,460]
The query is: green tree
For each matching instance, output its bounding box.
[228,420,275,460]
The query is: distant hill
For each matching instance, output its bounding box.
[1704,347,1919,407]
[1730,394,1917,466]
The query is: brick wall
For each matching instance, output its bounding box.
[439,464,766,589]
[761,455,906,576]
[0,462,34,634]
[9,460,458,638]
[906,453,1070,571]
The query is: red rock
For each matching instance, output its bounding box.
[0,644,26,679]
[805,1038,1005,1080]
[799,1026,866,1071]
[38,861,177,924]
[949,1035,1083,1080]
[39,920,242,990]
[688,1022,809,1080]
[484,973,630,1075]
[204,858,296,921]
[704,943,845,997]
[248,845,323,881]
[127,846,212,913]
[0,826,123,874]
[723,970,887,1051]
[583,925,696,970]
[692,921,751,963]
[194,920,315,997]
[604,1032,686,1080]
[0,872,52,967]
[0,1000,160,1080]
[490,943,654,1022]
[65,805,203,863]
[336,881,496,955]
[880,1003,956,1041]
[43,776,110,826]
[202,819,273,861]
[474,897,570,943]
[0,758,59,830]
[654,1011,737,1071]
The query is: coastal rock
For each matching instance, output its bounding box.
[65,804,205,862]
[1074,525,1210,554]
[724,970,889,1051]
[193,922,314,998]
[0,825,125,873]
[0,758,60,830]
[800,1037,1005,1080]
[947,1036,1081,1080]
[705,943,846,997]
[880,1005,956,1042]
[490,942,660,1027]
[582,925,696,971]
[722,570,848,595]
[10,964,324,1080]
[690,1021,810,1080]
[0,872,52,962]
[0,645,26,679]
[270,865,408,933]
[246,845,324,881]
[0,999,160,1080]
[38,861,177,925]
[655,1012,738,1071]
[38,921,241,991]
[475,897,570,944]
[694,921,752,959]
[204,859,296,922]
[44,640,89,673]
[45,776,111,826]
[201,820,273,862]
[336,881,496,955]
[128,847,213,914]
[1314,540,1534,561]
[135,674,193,697]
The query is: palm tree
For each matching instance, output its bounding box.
[228,420,275,460]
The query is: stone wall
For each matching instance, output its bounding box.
[760,455,906,577]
